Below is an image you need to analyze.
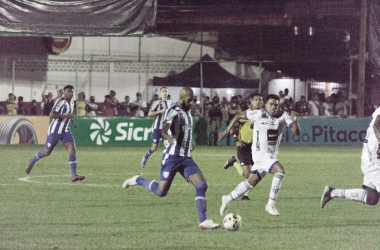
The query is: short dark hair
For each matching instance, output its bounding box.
[160,86,168,90]
[251,93,262,99]
[136,92,141,96]
[63,85,74,91]
[266,94,280,103]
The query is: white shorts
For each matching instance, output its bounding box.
[362,160,380,192]
[251,151,279,179]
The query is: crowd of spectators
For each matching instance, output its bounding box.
[0,86,377,119]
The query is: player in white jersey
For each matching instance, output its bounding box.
[122,87,220,230]
[141,87,169,168]
[26,85,85,183]
[219,94,301,216]
[321,107,380,208]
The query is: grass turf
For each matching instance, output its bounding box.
[1,145,378,249]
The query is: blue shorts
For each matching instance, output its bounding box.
[152,128,163,144]
[45,132,75,150]
[160,155,202,182]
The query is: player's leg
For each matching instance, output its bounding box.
[220,171,262,216]
[213,120,221,146]
[185,159,220,229]
[141,129,161,168]
[321,185,379,208]
[238,144,254,200]
[26,134,57,174]
[62,133,84,182]
[265,161,285,216]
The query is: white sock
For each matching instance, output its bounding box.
[268,173,284,206]
[226,180,253,203]
[331,189,367,204]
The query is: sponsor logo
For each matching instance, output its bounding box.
[90,119,112,145]
[163,171,170,179]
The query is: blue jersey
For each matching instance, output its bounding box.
[48,97,74,134]
[162,103,193,157]
[150,98,168,130]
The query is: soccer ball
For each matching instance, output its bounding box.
[223,213,242,231]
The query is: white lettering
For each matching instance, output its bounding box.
[133,128,144,141]
[115,123,129,141]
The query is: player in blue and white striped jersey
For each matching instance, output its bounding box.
[141,87,169,168]
[122,87,220,230]
[26,85,85,183]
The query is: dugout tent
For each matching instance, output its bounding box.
[153,54,259,89]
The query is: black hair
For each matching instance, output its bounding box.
[63,85,74,91]
[266,94,280,103]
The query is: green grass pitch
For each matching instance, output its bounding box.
[1,145,379,249]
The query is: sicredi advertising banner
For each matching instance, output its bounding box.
[0,116,50,144]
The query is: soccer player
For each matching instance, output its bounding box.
[219,94,300,216]
[26,85,85,183]
[223,94,264,200]
[321,106,380,208]
[122,87,220,230]
[141,86,169,168]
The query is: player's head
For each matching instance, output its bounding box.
[265,94,280,116]
[250,93,263,110]
[63,85,74,100]
[179,87,194,112]
[160,87,168,100]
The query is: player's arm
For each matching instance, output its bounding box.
[219,111,245,141]
[162,123,174,145]
[374,115,380,143]
[148,108,167,117]
[290,111,301,136]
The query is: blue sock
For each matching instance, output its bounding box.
[195,180,208,223]
[144,148,153,159]
[136,177,166,197]
[31,150,45,164]
[69,154,77,177]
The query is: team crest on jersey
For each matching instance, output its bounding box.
[47,143,51,148]
[163,171,170,179]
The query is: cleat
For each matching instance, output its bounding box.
[122,174,141,189]
[71,174,85,183]
[220,195,229,216]
[141,156,147,168]
[25,159,34,174]
[265,203,279,216]
[241,195,250,201]
[199,219,220,230]
[321,185,335,208]
[224,156,237,169]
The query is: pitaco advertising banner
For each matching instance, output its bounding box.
[0,116,371,146]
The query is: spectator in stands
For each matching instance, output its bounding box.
[6,93,18,116]
[226,96,241,146]
[167,94,172,107]
[283,88,293,104]
[119,95,133,117]
[86,96,98,117]
[53,85,64,102]
[190,95,201,117]
[110,90,119,116]
[17,96,26,115]
[280,96,293,114]
[30,100,38,116]
[335,96,349,117]
[132,92,147,116]
[322,96,335,116]
[41,85,55,116]
[102,95,116,117]
[201,95,210,120]
[75,92,87,117]
[208,95,224,146]
[308,93,324,116]
[279,90,284,104]
[364,97,375,116]
[295,96,309,116]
